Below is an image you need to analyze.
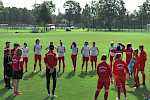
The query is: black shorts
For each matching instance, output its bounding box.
[12,71,23,79]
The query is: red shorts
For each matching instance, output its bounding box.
[35,54,41,63]
[139,63,146,71]
[90,56,97,62]
[58,56,64,61]
[23,57,28,63]
[71,55,77,60]
[83,56,89,62]
[115,76,126,88]
[97,78,110,91]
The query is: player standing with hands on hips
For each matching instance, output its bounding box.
[44,44,58,97]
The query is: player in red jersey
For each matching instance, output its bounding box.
[44,44,57,97]
[12,49,24,96]
[113,53,129,100]
[11,43,20,57]
[90,42,99,71]
[139,45,147,85]
[133,49,140,88]
[71,42,78,72]
[94,55,112,100]
[124,43,133,65]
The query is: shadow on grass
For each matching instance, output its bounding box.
[78,71,87,78]
[65,71,75,79]
[126,77,134,88]
[0,88,9,97]
[57,72,63,78]
[23,71,40,80]
[43,96,56,100]
[5,94,16,100]
[111,84,150,100]
[0,80,4,85]
[39,71,46,78]
[128,85,150,100]
[87,70,96,77]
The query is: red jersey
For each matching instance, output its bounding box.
[12,55,23,71]
[11,48,17,57]
[134,55,140,70]
[97,61,112,80]
[125,48,133,64]
[44,51,57,69]
[139,50,147,63]
[113,60,129,79]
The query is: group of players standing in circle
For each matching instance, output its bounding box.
[3,39,147,100]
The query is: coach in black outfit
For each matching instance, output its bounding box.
[3,42,13,89]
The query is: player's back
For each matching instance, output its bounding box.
[97,61,111,79]
[113,60,128,77]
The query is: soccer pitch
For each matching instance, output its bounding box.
[0,31,150,100]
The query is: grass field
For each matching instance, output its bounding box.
[0,31,150,100]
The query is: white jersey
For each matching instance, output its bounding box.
[71,46,78,55]
[82,46,90,57]
[57,45,65,57]
[90,47,98,56]
[22,47,29,57]
[34,44,42,55]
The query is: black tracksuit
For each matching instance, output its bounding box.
[3,52,12,88]
[46,68,57,95]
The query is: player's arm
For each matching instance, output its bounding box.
[97,47,99,56]
[81,47,83,54]
[64,47,66,53]
[44,55,48,68]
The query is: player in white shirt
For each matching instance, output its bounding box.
[71,42,78,72]
[57,40,65,73]
[81,41,90,72]
[22,43,29,72]
[34,39,42,72]
[90,42,99,71]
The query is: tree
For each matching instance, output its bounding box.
[82,4,91,29]
[95,0,127,31]
[64,0,81,27]
[33,1,55,29]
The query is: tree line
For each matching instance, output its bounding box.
[0,0,150,31]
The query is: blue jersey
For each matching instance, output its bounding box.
[128,58,136,73]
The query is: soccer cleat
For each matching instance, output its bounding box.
[124,97,128,100]
[116,97,120,100]
[34,70,37,73]
[52,94,57,98]
[48,94,51,97]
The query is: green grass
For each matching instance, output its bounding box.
[0,31,150,100]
